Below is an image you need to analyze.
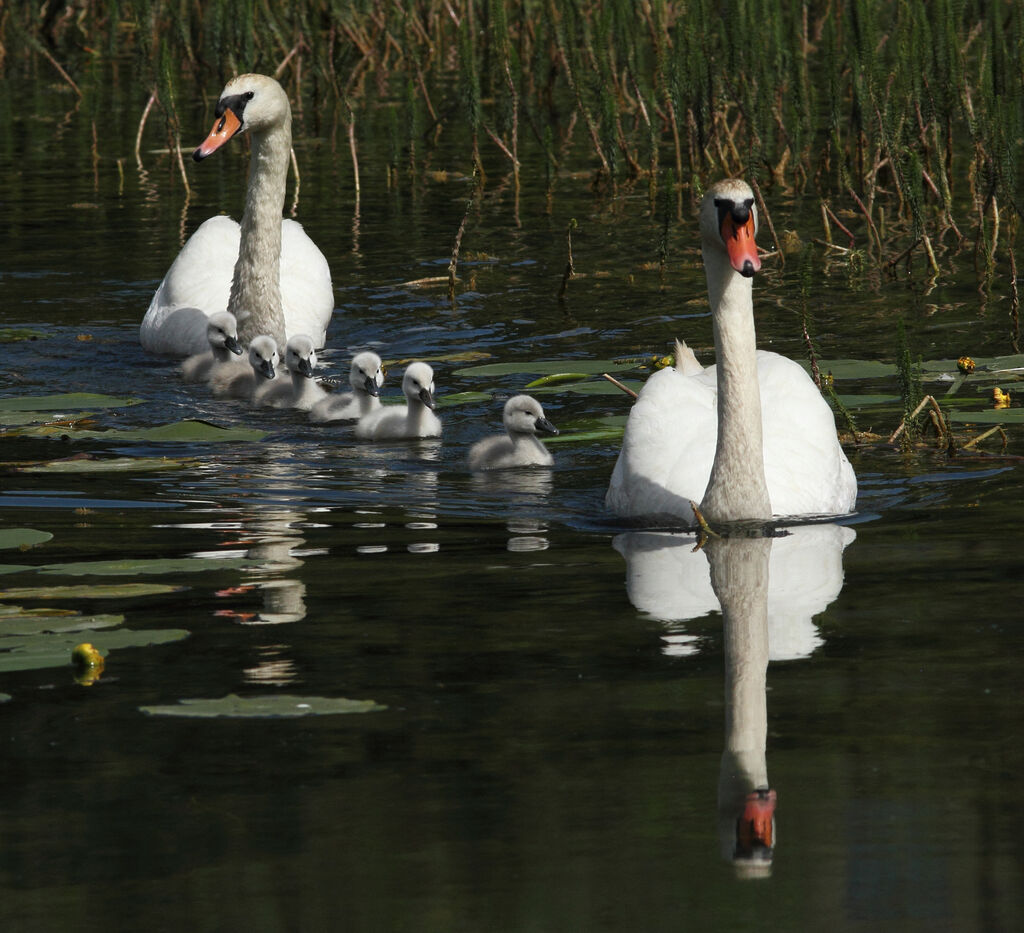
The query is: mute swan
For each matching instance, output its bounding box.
[216,335,280,400]
[309,351,384,423]
[257,335,328,410]
[140,74,334,356]
[355,362,442,440]
[468,395,559,470]
[606,178,857,524]
[180,311,244,382]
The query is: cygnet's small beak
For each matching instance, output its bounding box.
[259,360,276,380]
[297,358,315,378]
[535,416,559,436]
[419,387,435,410]
[363,375,380,397]
[193,107,243,162]
[224,335,243,356]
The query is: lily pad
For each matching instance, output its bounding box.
[434,390,494,408]
[532,378,645,397]
[13,456,195,473]
[948,409,1024,424]
[0,627,189,673]
[524,373,591,388]
[0,393,141,412]
[454,359,633,378]
[0,582,182,600]
[0,529,53,550]
[7,420,266,443]
[37,557,251,577]
[0,411,97,427]
[0,605,124,636]
[139,693,387,718]
[0,328,47,343]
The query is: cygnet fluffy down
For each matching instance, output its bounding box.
[257,335,329,410]
[468,395,558,470]
[355,361,442,440]
[181,312,244,383]
[309,351,385,423]
[216,335,280,401]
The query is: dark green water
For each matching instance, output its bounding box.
[1,75,1023,932]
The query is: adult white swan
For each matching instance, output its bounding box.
[606,178,857,524]
[140,74,334,356]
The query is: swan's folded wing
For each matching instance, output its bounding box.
[141,216,240,355]
[757,352,857,516]
[280,219,335,347]
[606,367,718,519]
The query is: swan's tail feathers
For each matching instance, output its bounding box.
[674,339,703,376]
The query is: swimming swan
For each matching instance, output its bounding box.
[257,335,328,410]
[355,361,442,440]
[309,351,384,423]
[216,335,280,400]
[606,178,857,525]
[141,74,333,356]
[468,395,559,470]
[180,311,244,383]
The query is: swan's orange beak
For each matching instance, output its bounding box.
[721,212,761,277]
[193,108,243,162]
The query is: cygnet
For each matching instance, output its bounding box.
[309,351,385,423]
[257,335,329,410]
[355,361,442,440]
[181,312,244,383]
[468,395,558,470]
[216,335,281,401]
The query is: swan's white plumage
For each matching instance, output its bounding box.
[180,311,244,383]
[217,335,280,401]
[140,74,333,356]
[257,335,328,410]
[606,179,856,524]
[355,362,442,440]
[309,351,384,423]
[468,395,558,470]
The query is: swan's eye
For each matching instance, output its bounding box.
[244,91,255,100]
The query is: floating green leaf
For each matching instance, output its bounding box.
[13,456,196,473]
[524,372,591,388]
[434,390,494,408]
[139,693,387,718]
[0,605,124,636]
[0,328,47,343]
[0,529,53,550]
[0,627,189,673]
[0,411,96,427]
[454,359,633,377]
[0,393,141,412]
[6,420,266,443]
[948,409,1024,424]
[37,557,251,577]
[0,583,182,600]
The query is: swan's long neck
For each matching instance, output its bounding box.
[229,117,290,348]
[699,248,771,523]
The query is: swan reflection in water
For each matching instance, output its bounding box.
[613,523,855,875]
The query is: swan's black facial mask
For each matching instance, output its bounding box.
[193,91,254,162]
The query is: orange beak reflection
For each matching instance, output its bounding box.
[721,212,761,276]
[193,107,243,161]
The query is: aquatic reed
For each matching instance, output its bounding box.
[4,0,1022,293]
